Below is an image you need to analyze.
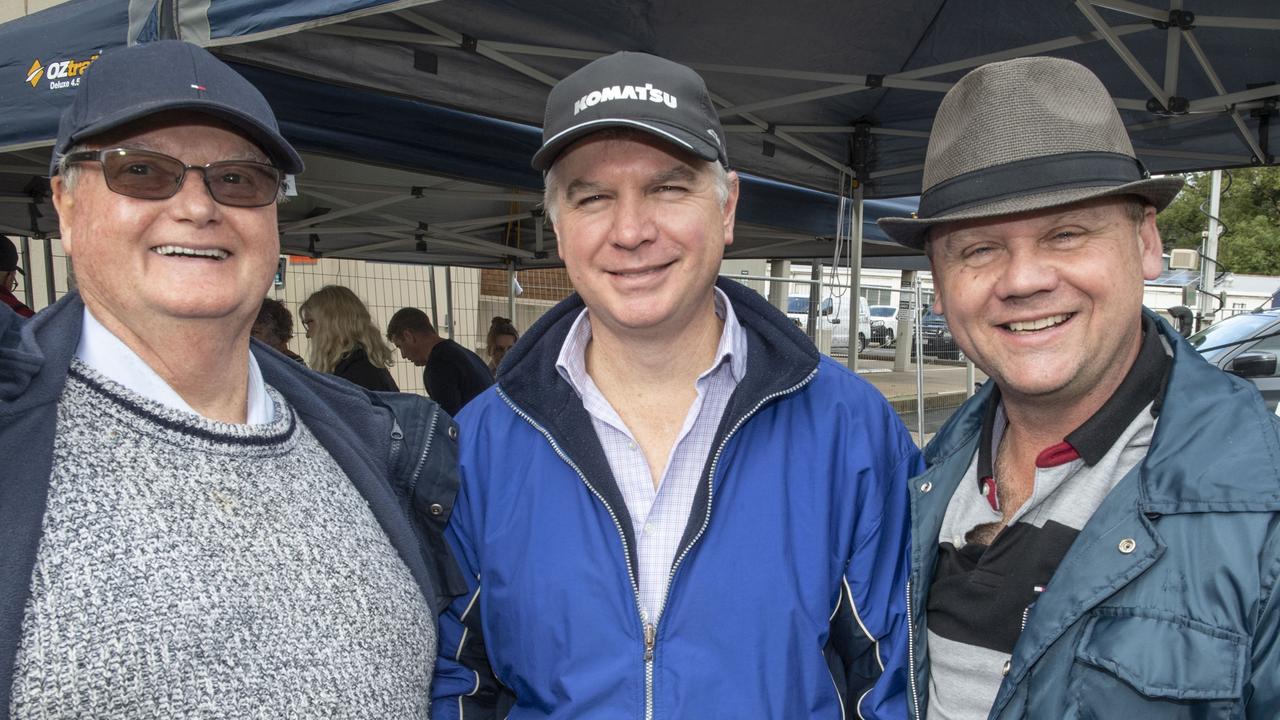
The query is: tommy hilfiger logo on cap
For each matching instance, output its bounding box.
[573,83,679,116]
[532,51,728,171]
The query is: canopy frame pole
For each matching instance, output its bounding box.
[279,191,428,231]
[848,180,864,372]
[427,264,439,328]
[282,188,538,259]
[1075,0,1169,109]
[1163,0,1183,98]
[506,260,517,322]
[1182,30,1270,162]
[444,266,455,337]
[19,236,32,306]
[43,236,56,306]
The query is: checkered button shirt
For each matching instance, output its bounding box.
[555,289,747,624]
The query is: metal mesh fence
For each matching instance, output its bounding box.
[12,241,984,441]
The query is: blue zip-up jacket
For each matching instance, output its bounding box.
[432,279,922,719]
[906,310,1280,719]
[0,294,467,719]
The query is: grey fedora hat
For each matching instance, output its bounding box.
[878,56,1183,248]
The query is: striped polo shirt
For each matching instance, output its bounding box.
[926,315,1172,720]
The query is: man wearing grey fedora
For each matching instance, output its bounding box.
[879,56,1280,719]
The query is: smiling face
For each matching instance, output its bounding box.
[52,112,279,344]
[927,197,1163,412]
[549,132,738,340]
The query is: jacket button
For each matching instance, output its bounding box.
[448,425,458,441]
[920,481,933,493]
[429,503,444,516]
[1001,660,1011,677]
[1118,537,1137,554]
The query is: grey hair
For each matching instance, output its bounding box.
[541,130,733,225]
[55,142,90,192]
[55,141,289,204]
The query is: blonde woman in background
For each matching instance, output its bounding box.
[299,285,399,392]
[485,316,519,375]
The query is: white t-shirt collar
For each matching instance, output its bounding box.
[74,307,273,424]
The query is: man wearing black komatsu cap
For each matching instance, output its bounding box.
[0,40,462,717]
[879,56,1280,719]
[432,51,921,719]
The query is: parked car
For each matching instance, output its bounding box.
[785,295,832,324]
[830,296,871,355]
[1188,309,1280,410]
[785,294,871,354]
[904,308,963,361]
[868,305,898,346]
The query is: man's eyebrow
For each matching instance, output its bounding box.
[651,165,700,185]
[563,178,607,198]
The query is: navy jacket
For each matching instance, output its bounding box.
[0,293,466,718]
[432,279,923,719]
[907,311,1280,719]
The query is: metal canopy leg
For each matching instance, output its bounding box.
[444,265,454,337]
[847,183,864,372]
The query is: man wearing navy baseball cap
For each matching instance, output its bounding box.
[433,51,919,719]
[0,40,462,717]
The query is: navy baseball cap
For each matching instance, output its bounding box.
[532,52,728,171]
[50,40,303,176]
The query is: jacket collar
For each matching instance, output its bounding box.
[499,276,819,427]
[923,310,1280,512]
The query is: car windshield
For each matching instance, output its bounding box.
[922,309,946,323]
[1189,313,1278,362]
[870,307,895,318]
[786,296,832,315]
[786,297,810,314]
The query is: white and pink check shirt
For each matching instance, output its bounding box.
[555,288,747,624]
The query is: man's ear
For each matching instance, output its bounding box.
[924,239,946,315]
[721,170,740,248]
[1137,206,1163,281]
[50,176,74,255]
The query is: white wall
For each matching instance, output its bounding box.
[0,0,67,23]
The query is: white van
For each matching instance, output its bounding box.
[785,294,871,355]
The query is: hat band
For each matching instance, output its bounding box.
[918,151,1146,219]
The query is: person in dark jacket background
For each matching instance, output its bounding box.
[300,284,399,392]
[879,56,1280,719]
[0,40,460,718]
[386,306,492,416]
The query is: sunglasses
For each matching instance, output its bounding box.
[61,148,282,208]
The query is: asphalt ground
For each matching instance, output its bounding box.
[828,347,987,446]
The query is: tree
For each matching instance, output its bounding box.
[1156,166,1280,276]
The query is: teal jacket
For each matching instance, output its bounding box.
[907,311,1280,719]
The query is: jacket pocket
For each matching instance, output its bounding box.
[1066,608,1245,719]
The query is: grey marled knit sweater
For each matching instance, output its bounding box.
[10,360,436,718]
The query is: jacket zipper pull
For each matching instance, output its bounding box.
[644,623,656,661]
